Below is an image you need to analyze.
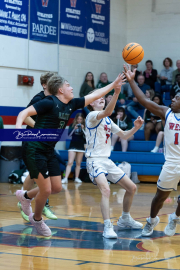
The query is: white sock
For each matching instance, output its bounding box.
[104,219,111,226]
[122,211,130,219]
[63,177,67,180]
[149,217,156,224]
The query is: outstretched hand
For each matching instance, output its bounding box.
[123,64,136,82]
[114,73,126,94]
[134,116,144,129]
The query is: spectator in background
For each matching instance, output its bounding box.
[151,131,164,153]
[80,72,95,97]
[155,57,173,94]
[143,60,158,89]
[172,60,180,84]
[170,74,180,99]
[62,113,86,184]
[111,107,133,152]
[96,72,111,89]
[141,89,155,130]
[126,74,150,118]
[131,64,141,82]
[80,72,95,115]
[144,94,164,141]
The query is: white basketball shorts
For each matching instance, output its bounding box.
[157,161,180,191]
[86,158,125,185]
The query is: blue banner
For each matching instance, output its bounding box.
[0,129,69,141]
[59,0,86,48]
[0,0,28,39]
[30,0,59,43]
[86,0,110,51]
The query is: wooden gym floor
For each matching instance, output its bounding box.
[0,182,180,270]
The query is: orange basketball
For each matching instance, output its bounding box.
[122,42,144,65]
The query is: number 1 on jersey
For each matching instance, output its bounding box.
[174,133,179,145]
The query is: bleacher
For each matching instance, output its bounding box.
[58,130,165,183]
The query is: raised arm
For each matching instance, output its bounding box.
[116,116,144,140]
[123,64,168,121]
[16,106,37,128]
[84,74,126,107]
[97,75,125,120]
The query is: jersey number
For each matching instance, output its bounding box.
[59,121,65,129]
[105,133,110,144]
[174,133,179,145]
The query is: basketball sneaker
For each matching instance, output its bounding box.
[117,216,143,229]
[142,216,160,236]
[103,222,117,238]
[17,202,29,222]
[164,213,180,236]
[16,190,32,216]
[61,177,68,184]
[29,213,51,237]
[74,177,82,183]
[42,205,57,220]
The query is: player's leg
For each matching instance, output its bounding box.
[42,154,62,220]
[95,174,117,238]
[142,188,170,236]
[164,195,180,237]
[116,175,143,229]
[74,152,84,183]
[23,174,34,190]
[28,173,52,237]
[62,151,76,183]
[17,173,35,221]
[144,122,155,141]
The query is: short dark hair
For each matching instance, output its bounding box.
[163,57,173,67]
[175,73,180,79]
[47,75,66,95]
[146,60,153,66]
[40,72,55,86]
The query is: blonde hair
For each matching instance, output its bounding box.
[72,113,85,127]
[40,72,55,86]
[146,89,155,100]
[47,75,66,95]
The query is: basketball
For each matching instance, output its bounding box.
[122,42,144,65]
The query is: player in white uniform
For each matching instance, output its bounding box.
[85,74,144,238]
[123,64,180,237]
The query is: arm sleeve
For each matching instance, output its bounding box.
[86,111,101,128]
[33,97,53,115]
[71,97,85,111]
[111,120,121,134]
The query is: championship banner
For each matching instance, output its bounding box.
[0,0,28,39]
[30,0,59,43]
[59,0,86,48]
[86,0,110,52]
[0,129,69,141]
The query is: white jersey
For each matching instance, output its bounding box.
[164,108,180,164]
[85,111,121,158]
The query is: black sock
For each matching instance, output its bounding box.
[24,191,31,200]
[33,216,42,222]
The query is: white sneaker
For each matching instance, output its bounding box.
[74,178,82,183]
[61,178,68,184]
[164,213,180,236]
[103,223,117,239]
[151,146,159,153]
[117,216,143,230]
[142,216,160,236]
